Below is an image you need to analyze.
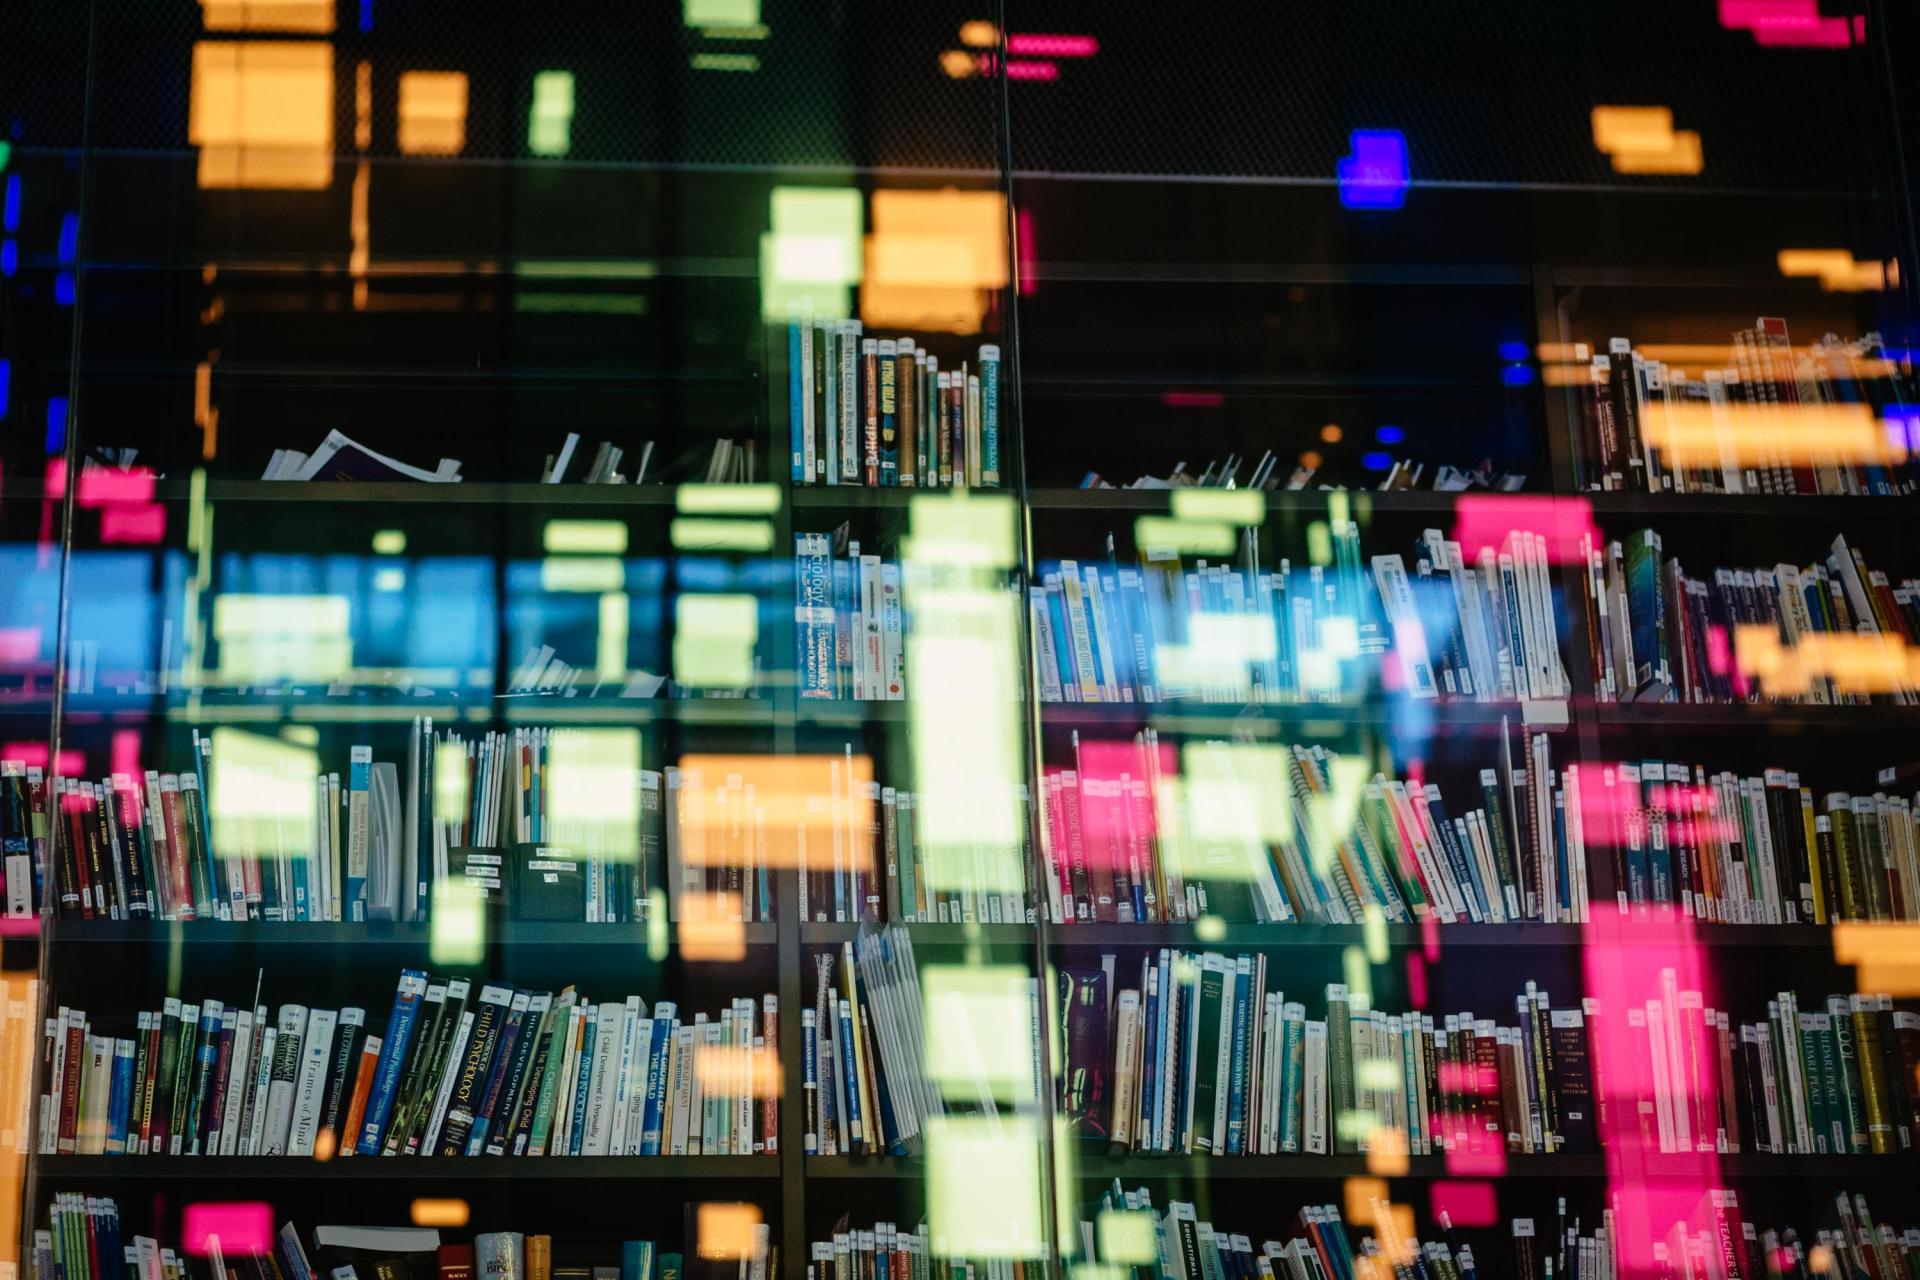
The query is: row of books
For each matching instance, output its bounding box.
[1074,1187,1478,1280]
[1031,524,1570,705]
[39,969,777,1159]
[1080,457,1528,496]
[1569,323,1913,496]
[801,930,952,1157]
[1074,1184,1918,1280]
[795,528,910,700]
[1587,760,1920,925]
[1612,979,1920,1157]
[34,1201,710,1280]
[786,317,1002,489]
[1070,962,1596,1157]
[1582,530,1917,705]
[1040,728,1589,926]
[807,1221,1005,1280]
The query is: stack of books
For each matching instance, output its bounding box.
[786,319,1001,489]
[39,968,777,1159]
[802,930,955,1157]
[1075,965,1594,1158]
[794,528,909,701]
[32,1200,704,1280]
[1603,975,1920,1157]
[0,759,49,917]
[1041,729,1588,926]
[1033,524,1569,705]
[1583,759,1920,924]
[1580,530,1917,705]
[1568,323,1914,495]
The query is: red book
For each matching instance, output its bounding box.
[60,784,92,919]
[159,780,195,920]
[58,1011,85,1153]
[439,1245,474,1280]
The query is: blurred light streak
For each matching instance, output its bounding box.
[1004,60,1060,80]
[1831,923,1920,994]
[44,399,67,456]
[1337,130,1408,210]
[0,630,41,665]
[199,0,332,30]
[1777,248,1895,292]
[189,42,333,189]
[923,964,1035,1104]
[1582,904,1720,1274]
[674,594,757,688]
[761,186,861,322]
[529,71,575,156]
[1016,207,1037,295]
[1160,390,1223,408]
[371,529,406,555]
[1133,516,1233,556]
[694,1042,783,1096]
[1591,106,1703,174]
[1006,34,1097,57]
[1,177,16,233]
[694,1203,762,1259]
[1720,0,1862,46]
[862,188,1007,334]
[1442,1145,1506,1175]
[1737,626,1920,697]
[398,71,467,155]
[0,744,80,776]
[683,0,759,25]
[678,891,747,961]
[1171,488,1263,525]
[675,754,871,869]
[1451,494,1598,565]
[679,483,781,515]
[182,1204,272,1256]
[958,20,998,47]
[926,1114,1046,1258]
[0,359,10,417]
[940,49,978,79]
[1644,402,1908,469]
[690,53,760,72]
[409,1199,469,1227]
[543,519,628,554]
[1430,1181,1498,1227]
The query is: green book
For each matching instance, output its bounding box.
[1812,1012,1846,1155]
[1326,983,1356,1154]
[1189,955,1227,1154]
[1828,995,1869,1152]
[1278,1003,1304,1152]
[1795,1012,1829,1152]
[527,989,577,1155]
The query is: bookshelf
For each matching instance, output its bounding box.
[8,3,1920,1279]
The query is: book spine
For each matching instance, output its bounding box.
[356,969,429,1154]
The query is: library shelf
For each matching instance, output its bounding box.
[1037,699,1566,736]
[1582,493,1917,522]
[1023,489,1469,515]
[41,919,778,949]
[802,923,1035,946]
[802,921,1858,951]
[31,1155,781,1182]
[1589,703,1920,732]
[807,1151,1920,1181]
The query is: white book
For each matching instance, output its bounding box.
[1111,990,1139,1150]
[580,1001,625,1156]
[1370,555,1438,699]
[80,1036,111,1155]
[687,1016,709,1155]
[608,997,644,1156]
[1210,956,1237,1153]
[622,1012,654,1156]
[261,1004,306,1156]
[217,1009,254,1156]
[545,433,580,484]
[286,1008,338,1156]
[243,1027,276,1155]
[1302,1019,1328,1154]
[1643,1001,1677,1153]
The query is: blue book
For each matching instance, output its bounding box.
[1225,962,1251,1154]
[1641,760,1674,904]
[836,997,864,1152]
[1044,581,1077,695]
[183,1001,224,1152]
[831,552,853,699]
[875,1234,889,1280]
[1279,1006,1304,1151]
[788,321,805,483]
[346,746,372,920]
[1154,948,1175,1146]
[355,969,429,1154]
[795,534,835,699]
[621,1241,655,1280]
[980,344,1000,484]
[1619,765,1651,907]
[1079,566,1108,693]
[106,1038,134,1154]
[638,1002,675,1155]
[800,1009,818,1154]
[566,1008,597,1155]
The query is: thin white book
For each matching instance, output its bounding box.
[669,1025,695,1155]
[580,1001,624,1156]
[218,1009,254,1156]
[286,1008,338,1156]
[1303,1019,1328,1155]
[545,433,580,484]
[609,997,644,1156]
[419,1012,472,1157]
[243,1026,277,1155]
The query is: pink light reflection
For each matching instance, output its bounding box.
[1719,0,1861,46]
[100,504,167,544]
[1405,953,1427,1007]
[0,629,42,666]
[1583,904,1721,1274]
[1451,495,1599,565]
[111,729,142,780]
[2,742,82,777]
[1016,208,1037,297]
[182,1203,273,1256]
[1442,1147,1506,1176]
[1005,33,1098,57]
[1004,59,1060,81]
[1429,1181,1497,1227]
[1160,391,1224,408]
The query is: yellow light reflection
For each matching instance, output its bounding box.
[670,518,775,553]
[409,1199,469,1228]
[212,594,350,683]
[923,965,1035,1104]
[543,520,628,554]
[1832,923,1920,994]
[695,1203,762,1259]
[1590,105,1703,174]
[199,0,333,31]
[678,484,782,515]
[189,42,333,190]
[1735,626,1920,697]
[1096,1213,1156,1265]
[675,754,872,871]
[429,879,486,965]
[693,1043,783,1096]
[927,1114,1046,1259]
[1169,489,1264,525]
[546,729,640,864]
[398,71,468,156]
[678,891,747,961]
[862,189,1008,334]
[208,728,317,864]
[1778,249,1898,293]
[1639,402,1906,469]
